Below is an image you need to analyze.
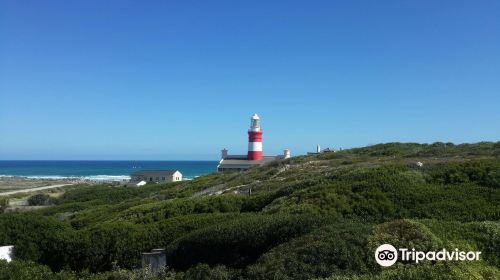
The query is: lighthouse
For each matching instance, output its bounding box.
[248,114,263,160]
[217,113,290,172]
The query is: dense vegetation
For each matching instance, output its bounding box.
[0,142,499,279]
[27,193,54,206]
[0,198,8,213]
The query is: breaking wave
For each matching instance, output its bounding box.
[0,174,131,181]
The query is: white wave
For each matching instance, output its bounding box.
[0,174,130,181]
[2,174,204,181]
[27,176,70,180]
[82,175,131,181]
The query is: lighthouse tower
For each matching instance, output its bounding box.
[248,114,263,160]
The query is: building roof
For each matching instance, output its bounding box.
[218,156,282,168]
[223,155,248,160]
[131,170,179,176]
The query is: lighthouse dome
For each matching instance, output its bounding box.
[249,113,261,132]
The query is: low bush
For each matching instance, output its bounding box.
[167,214,329,269]
[0,198,8,213]
[367,219,443,257]
[245,223,372,280]
[28,194,53,206]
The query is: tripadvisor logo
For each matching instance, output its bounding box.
[375,244,398,267]
[374,244,481,267]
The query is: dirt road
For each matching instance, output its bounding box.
[0,184,75,196]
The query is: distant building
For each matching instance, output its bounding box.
[217,114,290,172]
[307,144,322,155]
[308,144,336,155]
[218,155,286,172]
[129,170,182,187]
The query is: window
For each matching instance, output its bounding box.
[155,177,159,181]
[162,177,165,180]
[251,119,260,128]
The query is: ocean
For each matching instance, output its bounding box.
[0,160,219,180]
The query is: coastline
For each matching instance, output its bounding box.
[0,160,217,183]
[0,174,195,194]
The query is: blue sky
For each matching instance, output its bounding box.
[0,0,499,160]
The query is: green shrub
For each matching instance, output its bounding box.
[28,194,53,206]
[167,214,328,269]
[185,264,233,280]
[322,262,500,280]
[0,260,75,280]
[0,198,8,213]
[468,221,500,267]
[368,219,442,253]
[245,223,372,280]
[427,160,500,187]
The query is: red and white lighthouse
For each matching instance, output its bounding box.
[248,113,263,160]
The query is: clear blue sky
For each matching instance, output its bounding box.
[0,0,499,160]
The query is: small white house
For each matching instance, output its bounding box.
[128,170,182,186]
[0,245,14,263]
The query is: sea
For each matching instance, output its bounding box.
[0,160,219,181]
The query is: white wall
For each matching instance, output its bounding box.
[172,171,183,182]
[0,246,13,262]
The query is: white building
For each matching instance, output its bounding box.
[308,144,336,155]
[128,170,182,187]
[217,153,288,172]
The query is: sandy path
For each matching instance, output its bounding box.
[0,183,75,196]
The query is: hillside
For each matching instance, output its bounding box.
[0,142,499,280]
